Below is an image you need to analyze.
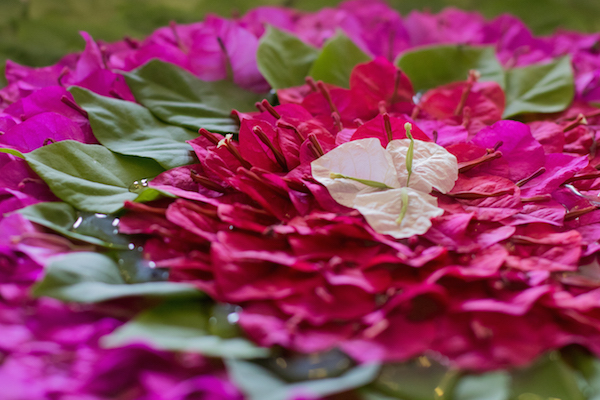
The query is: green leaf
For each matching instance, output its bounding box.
[396,45,505,92]
[226,358,380,400]
[451,372,510,400]
[102,299,269,359]
[0,147,25,159]
[308,31,371,88]
[568,351,600,400]
[69,86,198,169]
[578,356,600,400]
[357,389,400,400]
[510,352,585,400]
[23,140,164,214]
[370,358,459,400]
[17,202,128,249]
[257,25,320,89]
[132,187,172,203]
[123,59,268,134]
[503,56,574,117]
[32,252,200,303]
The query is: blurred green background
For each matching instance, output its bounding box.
[1,0,599,71]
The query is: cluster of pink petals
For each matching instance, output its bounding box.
[3,0,600,392]
[113,53,600,371]
[0,214,243,399]
[2,0,600,219]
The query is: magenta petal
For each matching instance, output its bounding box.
[218,202,279,233]
[294,7,368,52]
[576,224,600,256]
[5,86,96,144]
[69,31,105,83]
[277,284,376,325]
[505,225,582,272]
[0,112,87,152]
[211,231,319,302]
[424,213,472,249]
[121,43,191,72]
[239,302,354,353]
[432,310,561,370]
[425,214,514,253]
[239,7,297,37]
[343,286,443,363]
[528,121,565,153]
[0,213,38,245]
[448,175,522,221]
[351,114,431,146]
[350,57,415,115]
[4,59,66,92]
[290,322,355,354]
[416,120,469,146]
[404,8,486,46]
[521,153,589,197]
[157,375,244,400]
[0,157,56,218]
[340,0,410,59]
[471,120,546,182]
[485,15,553,67]
[165,200,222,242]
[428,245,508,281]
[504,199,566,226]
[189,16,268,92]
[238,119,283,171]
[149,164,227,205]
[461,285,553,315]
[238,303,293,348]
[74,69,136,102]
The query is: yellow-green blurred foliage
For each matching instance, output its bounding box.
[0,0,599,70]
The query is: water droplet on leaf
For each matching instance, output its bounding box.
[208,303,243,338]
[258,349,353,382]
[109,249,168,283]
[128,178,149,193]
[70,211,129,246]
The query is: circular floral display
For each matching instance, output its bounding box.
[3,1,600,399]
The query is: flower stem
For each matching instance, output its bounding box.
[383,113,393,144]
[404,122,414,187]
[329,172,392,189]
[396,187,409,225]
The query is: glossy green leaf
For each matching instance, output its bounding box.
[257,25,320,89]
[69,86,197,169]
[17,202,128,249]
[123,59,268,133]
[308,31,371,88]
[560,347,600,400]
[0,147,25,158]
[32,252,200,303]
[370,358,459,400]
[357,389,400,400]
[23,140,164,214]
[451,372,510,400]
[132,187,169,203]
[503,56,574,117]
[510,352,585,400]
[576,362,600,399]
[396,45,505,92]
[226,358,380,400]
[102,299,269,359]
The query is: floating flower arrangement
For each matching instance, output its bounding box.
[3,1,600,398]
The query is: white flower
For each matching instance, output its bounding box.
[311,137,458,239]
[387,139,459,193]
